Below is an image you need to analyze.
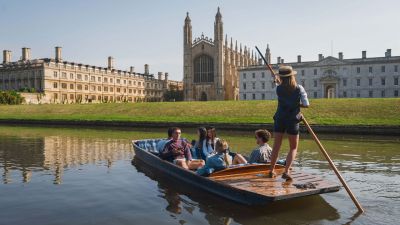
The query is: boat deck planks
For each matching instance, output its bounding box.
[211,169,338,199]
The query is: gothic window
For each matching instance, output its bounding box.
[369,78,373,86]
[193,55,214,83]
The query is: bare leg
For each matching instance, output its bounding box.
[285,134,299,174]
[175,159,189,170]
[233,154,247,165]
[269,132,284,173]
[188,160,205,170]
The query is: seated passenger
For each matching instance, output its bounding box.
[206,126,247,164]
[192,127,212,161]
[160,127,205,170]
[227,148,248,165]
[156,127,174,153]
[204,126,219,156]
[197,139,232,176]
[248,129,272,164]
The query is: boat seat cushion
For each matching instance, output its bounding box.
[135,139,164,155]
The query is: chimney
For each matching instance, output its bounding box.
[362,50,367,59]
[108,56,114,69]
[3,50,12,64]
[22,47,31,61]
[297,55,301,63]
[318,54,323,61]
[338,52,343,60]
[277,56,281,64]
[164,72,169,81]
[55,46,62,62]
[144,64,149,75]
[130,66,135,73]
[386,49,392,57]
[158,72,163,80]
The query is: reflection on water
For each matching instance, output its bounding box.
[0,136,132,184]
[0,125,398,225]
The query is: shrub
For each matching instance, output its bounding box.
[0,91,24,105]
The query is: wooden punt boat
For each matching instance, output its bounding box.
[132,139,341,205]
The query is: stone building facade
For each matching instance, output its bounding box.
[0,47,182,104]
[239,48,400,100]
[183,8,259,101]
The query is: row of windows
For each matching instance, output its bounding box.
[242,93,267,100]
[355,65,398,74]
[53,93,149,102]
[52,82,159,95]
[242,65,399,79]
[53,72,160,89]
[0,70,43,77]
[343,77,399,87]
[49,63,135,76]
[242,81,274,90]
[242,72,266,80]
[342,90,399,98]
[242,90,399,100]
[242,77,399,91]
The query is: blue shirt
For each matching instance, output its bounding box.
[196,152,228,176]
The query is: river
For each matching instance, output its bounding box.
[0,125,398,225]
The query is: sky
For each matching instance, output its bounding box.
[1,0,399,80]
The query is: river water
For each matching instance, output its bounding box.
[0,125,398,225]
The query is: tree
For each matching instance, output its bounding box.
[163,90,184,102]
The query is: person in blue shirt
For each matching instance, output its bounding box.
[192,127,213,160]
[268,66,310,180]
[197,139,232,176]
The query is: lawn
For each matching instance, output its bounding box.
[0,98,399,126]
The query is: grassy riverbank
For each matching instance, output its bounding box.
[0,98,399,126]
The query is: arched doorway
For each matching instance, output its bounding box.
[325,85,335,98]
[200,92,208,101]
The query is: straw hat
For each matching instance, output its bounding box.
[277,65,297,77]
